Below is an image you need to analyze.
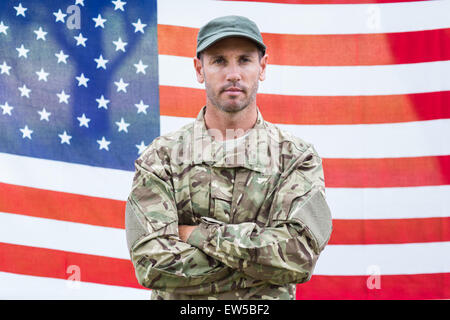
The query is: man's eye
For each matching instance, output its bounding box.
[213,58,224,64]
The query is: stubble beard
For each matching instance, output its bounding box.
[205,78,259,114]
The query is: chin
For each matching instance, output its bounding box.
[218,100,249,113]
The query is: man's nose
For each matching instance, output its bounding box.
[225,64,242,82]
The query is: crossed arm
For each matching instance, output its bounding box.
[125,144,332,291]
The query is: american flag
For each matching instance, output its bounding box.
[0,0,449,299]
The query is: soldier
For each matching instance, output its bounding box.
[125,15,332,300]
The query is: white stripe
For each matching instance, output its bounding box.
[0,212,129,260]
[158,0,450,34]
[1,212,449,275]
[160,116,450,158]
[315,242,450,276]
[0,272,149,300]
[159,55,450,96]
[1,152,449,220]
[278,119,450,158]
[327,185,450,220]
[0,152,133,201]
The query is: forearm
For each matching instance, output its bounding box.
[126,196,235,290]
[186,218,317,284]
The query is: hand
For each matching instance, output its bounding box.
[178,225,197,242]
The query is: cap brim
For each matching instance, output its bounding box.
[196,31,266,56]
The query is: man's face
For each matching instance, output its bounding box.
[194,37,267,113]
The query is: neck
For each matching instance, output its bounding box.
[204,102,258,141]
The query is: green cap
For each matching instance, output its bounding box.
[196,15,266,57]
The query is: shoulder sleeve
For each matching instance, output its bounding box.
[126,143,232,290]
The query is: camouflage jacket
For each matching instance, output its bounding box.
[125,106,332,300]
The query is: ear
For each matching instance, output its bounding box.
[194,57,205,84]
[259,54,268,81]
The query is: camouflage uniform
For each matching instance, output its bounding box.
[125,106,332,300]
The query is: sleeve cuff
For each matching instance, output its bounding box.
[186,222,212,249]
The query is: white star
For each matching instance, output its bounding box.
[58,131,72,145]
[135,100,149,114]
[14,3,27,17]
[97,136,111,151]
[94,54,108,69]
[115,117,130,133]
[1,102,13,116]
[77,113,91,128]
[33,27,47,41]
[134,60,148,74]
[75,0,85,6]
[96,95,110,109]
[92,14,107,28]
[57,90,70,104]
[76,73,90,87]
[112,0,126,11]
[55,50,69,64]
[20,125,33,139]
[135,141,147,154]
[53,9,67,23]
[0,61,11,75]
[132,18,147,33]
[36,68,49,82]
[113,37,127,52]
[37,108,51,121]
[18,84,31,98]
[16,44,29,58]
[114,78,129,93]
[0,21,9,35]
[74,33,88,47]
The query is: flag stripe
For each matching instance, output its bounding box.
[2,243,449,300]
[159,55,450,96]
[2,153,448,201]
[0,183,125,229]
[0,212,129,260]
[159,86,450,125]
[161,116,450,159]
[314,241,450,275]
[0,242,141,290]
[322,156,450,188]
[2,182,449,221]
[0,272,149,300]
[1,212,449,275]
[0,152,133,201]
[328,185,450,220]
[158,25,450,66]
[158,0,450,34]
[329,217,450,245]
[2,183,448,245]
[296,273,450,300]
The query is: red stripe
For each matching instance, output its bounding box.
[329,217,450,245]
[159,86,450,125]
[323,156,450,188]
[158,25,450,66]
[0,242,143,289]
[0,183,125,229]
[1,182,449,245]
[0,243,447,299]
[296,273,450,300]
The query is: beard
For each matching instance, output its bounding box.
[205,78,259,113]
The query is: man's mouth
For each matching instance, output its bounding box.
[223,86,244,93]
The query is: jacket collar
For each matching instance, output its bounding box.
[191,106,281,174]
